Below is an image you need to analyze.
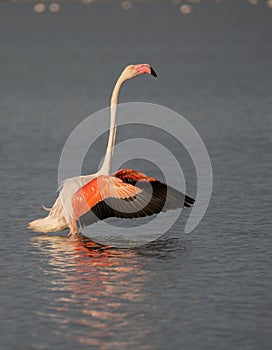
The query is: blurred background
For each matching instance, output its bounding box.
[1,1,272,350]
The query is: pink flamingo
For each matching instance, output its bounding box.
[29,64,194,236]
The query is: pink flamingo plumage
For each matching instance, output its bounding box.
[29,64,194,236]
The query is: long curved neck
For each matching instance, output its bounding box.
[100,73,126,175]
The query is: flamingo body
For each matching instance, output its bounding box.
[28,64,195,236]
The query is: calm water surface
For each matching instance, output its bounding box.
[1,2,272,349]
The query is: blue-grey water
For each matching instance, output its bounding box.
[1,1,272,349]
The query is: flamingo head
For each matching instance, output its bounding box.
[123,63,157,80]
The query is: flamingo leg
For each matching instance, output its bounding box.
[68,221,80,237]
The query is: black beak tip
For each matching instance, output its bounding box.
[150,67,158,78]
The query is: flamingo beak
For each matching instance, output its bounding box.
[134,64,158,78]
[150,67,157,78]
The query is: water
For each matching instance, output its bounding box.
[1,2,272,349]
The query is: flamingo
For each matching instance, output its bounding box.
[29,64,194,236]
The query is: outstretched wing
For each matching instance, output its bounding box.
[72,170,194,230]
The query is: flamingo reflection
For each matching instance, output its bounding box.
[30,234,151,347]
